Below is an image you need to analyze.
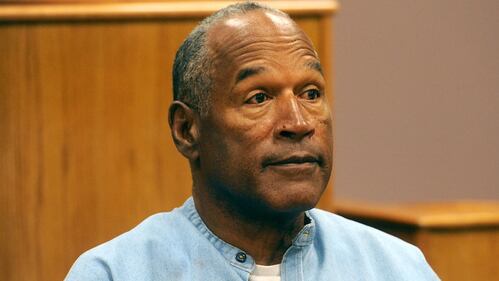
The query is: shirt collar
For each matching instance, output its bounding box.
[292,212,316,247]
[180,197,316,271]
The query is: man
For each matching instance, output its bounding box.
[66,2,439,280]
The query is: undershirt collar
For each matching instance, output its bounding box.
[249,264,281,281]
[252,264,281,276]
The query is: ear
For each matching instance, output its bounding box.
[168,101,200,161]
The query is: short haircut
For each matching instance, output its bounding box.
[172,1,289,115]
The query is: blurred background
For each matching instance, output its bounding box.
[1,1,498,281]
[334,0,499,202]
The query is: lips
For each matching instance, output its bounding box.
[262,153,321,168]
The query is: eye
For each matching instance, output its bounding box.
[300,88,322,100]
[246,92,271,104]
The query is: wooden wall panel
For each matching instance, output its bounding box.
[0,2,338,281]
[335,200,499,281]
[0,20,196,281]
[416,228,499,280]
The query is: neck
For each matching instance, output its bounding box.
[192,187,305,265]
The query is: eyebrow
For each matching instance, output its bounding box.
[306,60,324,76]
[234,60,324,85]
[235,66,266,84]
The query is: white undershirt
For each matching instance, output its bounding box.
[249,264,281,281]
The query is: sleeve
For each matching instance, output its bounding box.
[64,253,113,281]
[412,247,441,280]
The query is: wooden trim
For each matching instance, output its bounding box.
[0,1,339,22]
[334,200,499,229]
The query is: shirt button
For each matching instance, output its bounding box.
[235,252,247,263]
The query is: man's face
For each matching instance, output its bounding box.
[196,11,333,217]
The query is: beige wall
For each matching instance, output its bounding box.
[334,0,499,202]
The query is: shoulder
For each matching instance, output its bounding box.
[65,210,187,281]
[310,208,413,250]
[309,208,421,256]
[309,209,440,280]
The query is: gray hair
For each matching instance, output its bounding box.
[172,2,289,115]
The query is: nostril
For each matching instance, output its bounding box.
[280,131,295,139]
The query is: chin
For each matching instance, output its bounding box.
[259,184,325,216]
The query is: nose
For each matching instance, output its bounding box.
[274,95,315,141]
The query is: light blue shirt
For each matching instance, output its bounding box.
[65,197,439,280]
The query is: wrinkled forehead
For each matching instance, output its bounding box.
[206,10,317,62]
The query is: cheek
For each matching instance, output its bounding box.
[318,116,333,143]
[312,110,334,155]
[316,106,333,136]
[201,135,262,197]
[206,117,276,187]
[222,109,276,144]
[200,120,264,177]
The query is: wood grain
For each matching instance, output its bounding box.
[0,3,336,280]
[335,200,499,280]
[335,200,499,228]
[0,1,339,21]
[1,20,195,281]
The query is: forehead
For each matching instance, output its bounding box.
[206,10,319,69]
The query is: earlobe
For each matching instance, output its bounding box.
[168,101,200,161]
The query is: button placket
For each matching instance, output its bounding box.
[235,252,247,263]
